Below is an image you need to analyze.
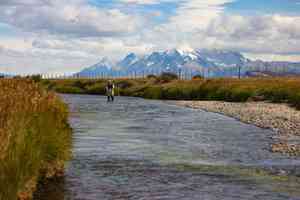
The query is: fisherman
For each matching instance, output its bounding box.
[106,80,115,102]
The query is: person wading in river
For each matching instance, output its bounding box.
[106,80,115,102]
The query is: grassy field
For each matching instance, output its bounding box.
[42,75,300,109]
[0,79,72,200]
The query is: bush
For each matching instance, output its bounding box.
[55,86,84,94]
[290,92,300,110]
[85,83,106,94]
[72,80,86,89]
[30,74,42,83]
[117,80,133,89]
[146,74,157,79]
[192,74,203,80]
[163,86,181,99]
[229,88,253,102]
[158,72,178,83]
[144,86,163,99]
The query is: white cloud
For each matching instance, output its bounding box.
[118,0,174,5]
[1,0,300,74]
[0,0,143,37]
[119,0,161,4]
[134,1,300,61]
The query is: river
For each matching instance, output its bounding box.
[34,94,300,200]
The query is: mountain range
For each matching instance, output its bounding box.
[77,49,300,77]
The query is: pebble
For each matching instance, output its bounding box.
[176,101,300,157]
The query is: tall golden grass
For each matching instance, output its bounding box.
[0,79,72,200]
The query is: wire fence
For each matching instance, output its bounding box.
[1,64,300,80]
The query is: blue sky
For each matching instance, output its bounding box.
[0,0,300,74]
[225,0,300,15]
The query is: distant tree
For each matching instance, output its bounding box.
[192,74,203,80]
[146,74,157,79]
[13,75,22,79]
[159,72,178,83]
[31,74,42,82]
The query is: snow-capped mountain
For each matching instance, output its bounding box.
[125,49,189,73]
[118,48,248,73]
[194,49,250,67]
[78,57,114,76]
[117,53,139,68]
[77,48,300,77]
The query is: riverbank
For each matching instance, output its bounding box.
[175,100,300,156]
[42,76,300,110]
[0,79,72,200]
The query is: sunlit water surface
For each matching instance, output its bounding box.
[34,95,300,200]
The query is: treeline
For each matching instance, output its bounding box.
[0,79,72,200]
[42,73,300,109]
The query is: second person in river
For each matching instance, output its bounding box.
[106,80,115,102]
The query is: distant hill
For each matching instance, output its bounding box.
[77,49,300,78]
[0,72,9,78]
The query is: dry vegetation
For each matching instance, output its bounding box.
[43,76,300,109]
[0,79,72,200]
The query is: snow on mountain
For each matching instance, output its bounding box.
[194,49,249,67]
[77,48,300,77]
[78,57,114,76]
[117,53,139,68]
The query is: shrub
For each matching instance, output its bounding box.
[55,86,84,94]
[163,86,181,99]
[85,83,106,94]
[192,74,203,80]
[146,74,157,79]
[117,80,133,89]
[290,92,300,110]
[158,72,179,83]
[144,86,163,99]
[30,74,42,83]
[229,88,253,102]
[72,80,86,89]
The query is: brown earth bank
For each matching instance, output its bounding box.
[175,101,300,157]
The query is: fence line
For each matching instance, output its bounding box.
[1,65,300,80]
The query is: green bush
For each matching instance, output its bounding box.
[55,86,84,94]
[72,80,86,89]
[117,80,133,89]
[85,83,106,94]
[229,88,253,102]
[144,86,163,99]
[290,92,300,109]
[158,72,179,83]
[192,74,203,80]
[146,74,157,79]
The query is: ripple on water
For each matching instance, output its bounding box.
[34,95,300,200]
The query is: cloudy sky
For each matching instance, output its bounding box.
[0,0,300,74]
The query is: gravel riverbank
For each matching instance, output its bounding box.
[175,101,300,156]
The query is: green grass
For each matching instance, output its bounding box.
[0,79,72,200]
[43,76,300,109]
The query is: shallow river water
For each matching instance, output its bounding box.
[34,94,300,200]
